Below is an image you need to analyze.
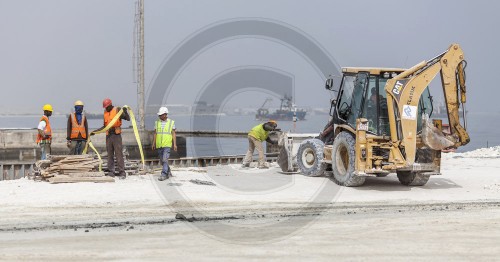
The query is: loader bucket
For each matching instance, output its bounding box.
[421,114,455,150]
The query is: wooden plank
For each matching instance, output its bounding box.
[48,176,115,184]
[68,172,106,177]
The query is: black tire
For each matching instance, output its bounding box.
[331,132,366,187]
[396,148,433,186]
[297,139,327,177]
[397,171,430,186]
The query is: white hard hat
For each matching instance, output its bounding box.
[157,106,169,115]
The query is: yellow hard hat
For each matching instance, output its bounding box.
[42,104,53,112]
[74,100,84,106]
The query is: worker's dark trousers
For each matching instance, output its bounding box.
[69,140,86,155]
[106,133,125,176]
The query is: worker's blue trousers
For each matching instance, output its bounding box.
[158,147,171,177]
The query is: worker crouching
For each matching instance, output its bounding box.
[242,121,278,169]
[152,107,177,181]
[66,100,88,155]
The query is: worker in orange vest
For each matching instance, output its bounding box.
[92,98,130,179]
[37,104,53,160]
[66,100,88,155]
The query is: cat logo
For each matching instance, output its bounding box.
[392,81,404,95]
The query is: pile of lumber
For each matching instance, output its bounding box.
[101,150,145,176]
[48,172,114,184]
[34,155,114,183]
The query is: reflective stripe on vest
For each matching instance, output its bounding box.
[248,123,269,142]
[36,115,52,144]
[104,107,122,135]
[70,113,87,139]
[155,119,174,148]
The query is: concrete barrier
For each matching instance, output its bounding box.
[0,129,187,162]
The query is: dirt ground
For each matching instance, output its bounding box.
[1,149,500,261]
[1,202,500,261]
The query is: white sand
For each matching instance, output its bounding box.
[1,146,499,209]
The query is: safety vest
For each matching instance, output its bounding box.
[248,124,269,142]
[155,119,174,148]
[70,113,87,139]
[36,115,52,144]
[104,107,122,135]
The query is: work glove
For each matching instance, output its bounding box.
[66,140,71,148]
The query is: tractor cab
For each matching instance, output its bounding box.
[327,68,434,137]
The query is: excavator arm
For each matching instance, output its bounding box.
[384,43,469,165]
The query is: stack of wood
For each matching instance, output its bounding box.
[101,150,145,176]
[34,155,114,184]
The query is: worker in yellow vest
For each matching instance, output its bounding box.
[66,100,88,155]
[36,104,53,160]
[152,106,177,181]
[93,98,130,179]
[242,121,278,169]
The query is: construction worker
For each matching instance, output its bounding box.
[152,106,177,181]
[92,98,130,179]
[242,120,278,169]
[36,104,53,160]
[66,100,88,155]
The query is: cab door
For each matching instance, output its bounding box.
[336,72,369,128]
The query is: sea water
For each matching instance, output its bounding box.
[1,112,498,156]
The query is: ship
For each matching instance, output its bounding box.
[255,94,307,121]
[431,100,467,118]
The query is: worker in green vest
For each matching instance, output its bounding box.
[152,106,177,181]
[242,120,278,169]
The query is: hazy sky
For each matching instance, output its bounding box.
[1,0,498,114]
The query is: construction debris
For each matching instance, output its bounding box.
[32,148,149,183]
[34,155,113,183]
[48,174,114,184]
[35,155,100,179]
[101,149,145,176]
[189,179,216,186]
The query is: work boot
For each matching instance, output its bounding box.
[158,175,168,181]
[119,175,126,180]
[241,163,250,168]
[258,162,269,169]
[106,171,115,177]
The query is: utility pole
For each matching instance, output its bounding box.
[137,0,145,130]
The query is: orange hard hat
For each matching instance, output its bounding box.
[102,98,112,108]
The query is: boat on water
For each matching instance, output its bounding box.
[255,95,306,121]
[432,101,467,118]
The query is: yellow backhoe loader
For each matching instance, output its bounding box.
[278,43,469,186]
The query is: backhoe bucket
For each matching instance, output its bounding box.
[421,114,455,150]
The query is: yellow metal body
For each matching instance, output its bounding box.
[325,43,469,175]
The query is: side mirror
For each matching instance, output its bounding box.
[325,77,334,90]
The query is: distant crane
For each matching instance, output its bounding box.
[256,98,273,121]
